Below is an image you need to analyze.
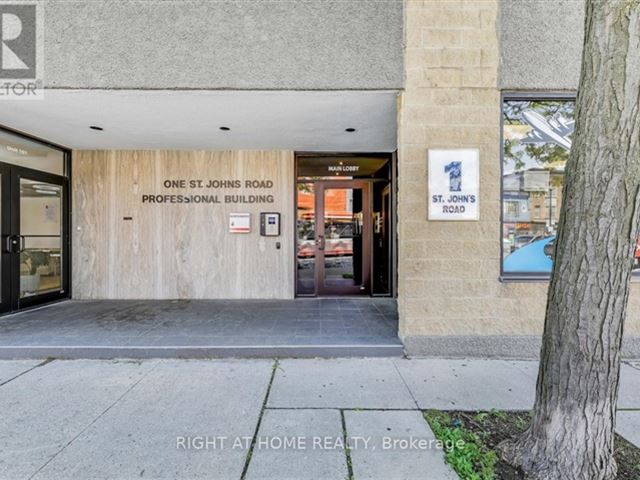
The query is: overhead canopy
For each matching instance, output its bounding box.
[0,90,398,152]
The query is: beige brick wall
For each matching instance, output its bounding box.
[398,0,640,343]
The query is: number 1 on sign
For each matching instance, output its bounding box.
[444,161,462,192]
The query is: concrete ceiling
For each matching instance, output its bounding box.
[0,90,398,152]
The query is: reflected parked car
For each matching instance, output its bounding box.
[506,236,640,273]
[511,234,543,253]
[504,236,555,273]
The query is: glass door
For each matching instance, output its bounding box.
[316,181,371,295]
[296,182,317,295]
[295,154,393,297]
[1,164,69,312]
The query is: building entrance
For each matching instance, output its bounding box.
[0,129,70,314]
[296,154,394,297]
[0,164,69,313]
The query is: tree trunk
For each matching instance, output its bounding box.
[498,1,640,479]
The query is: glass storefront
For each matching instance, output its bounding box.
[0,128,69,313]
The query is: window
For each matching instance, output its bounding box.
[502,97,640,277]
[502,97,574,275]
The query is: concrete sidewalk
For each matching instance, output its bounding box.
[1,358,639,480]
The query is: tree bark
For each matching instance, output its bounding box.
[498,1,640,479]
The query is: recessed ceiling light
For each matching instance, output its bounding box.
[219,126,230,131]
[89,126,103,131]
[345,128,356,133]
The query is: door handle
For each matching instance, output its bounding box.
[315,235,325,251]
[5,235,19,253]
[19,235,25,253]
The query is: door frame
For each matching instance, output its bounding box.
[0,124,72,314]
[315,180,371,296]
[12,166,70,310]
[0,163,11,314]
[294,152,397,298]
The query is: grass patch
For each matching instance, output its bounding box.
[424,410,498,480]
[424,410,640,480]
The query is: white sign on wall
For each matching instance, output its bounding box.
[229,212,251,233]
[428,149,479,221]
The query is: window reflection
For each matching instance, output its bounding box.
[296,183,315,294]
[323,188,363,288]
[502,99,573,274]
[501,99,639,275]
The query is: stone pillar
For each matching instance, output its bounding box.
[398,0,517,351]
[397,0,640,357]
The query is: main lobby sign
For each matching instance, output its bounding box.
[428,149,479,221]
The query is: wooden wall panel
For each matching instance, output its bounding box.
[72,150,295,299]
[72,150,111,298]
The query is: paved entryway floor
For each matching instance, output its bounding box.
[0,298,402,358]
[1,358,639,480]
